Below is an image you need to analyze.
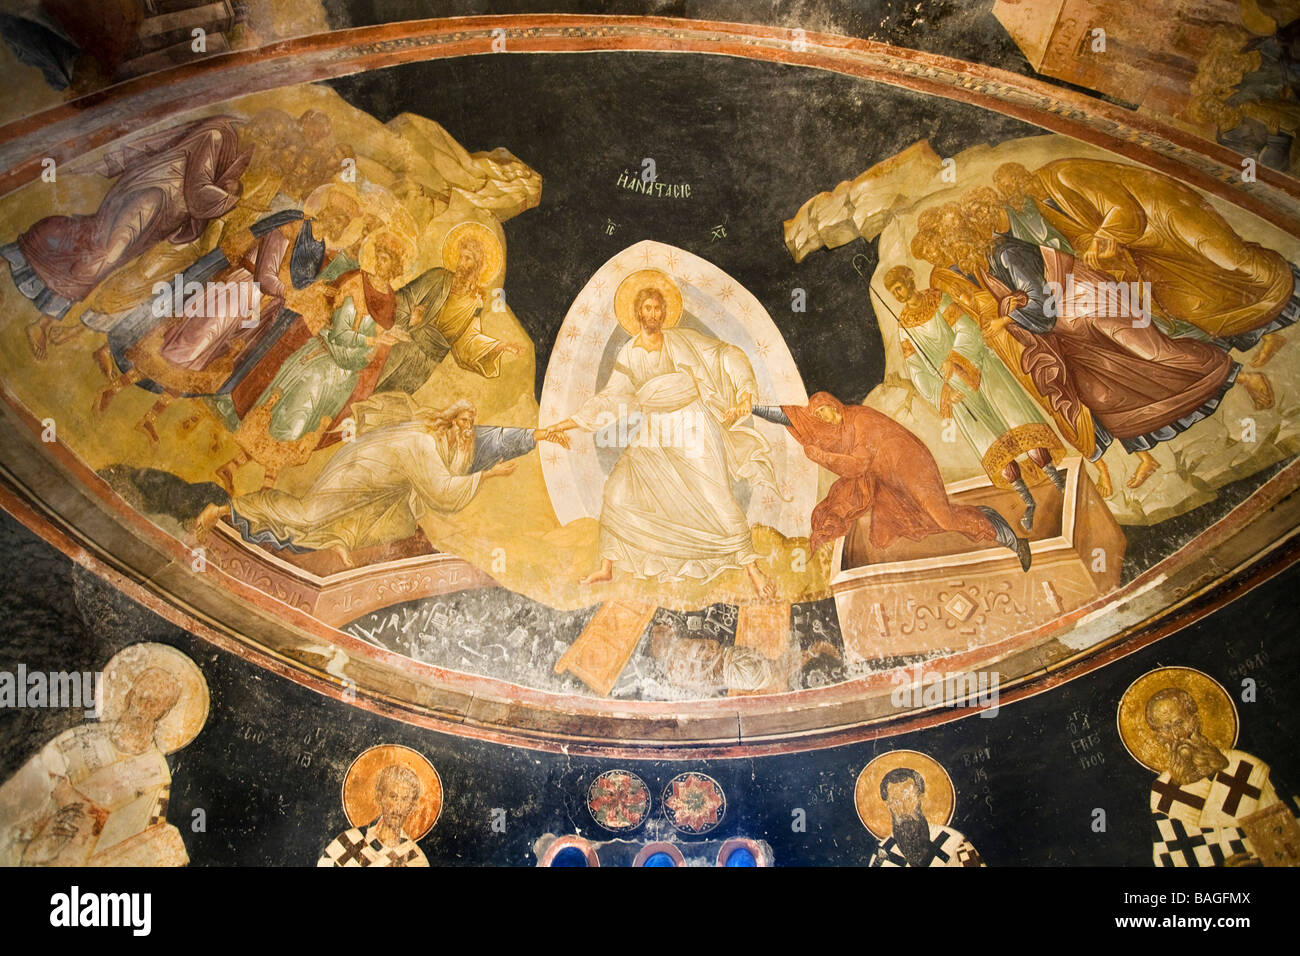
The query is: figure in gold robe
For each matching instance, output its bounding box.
[373,222,523,395]
[1030,157,1299,367]
[914,188,1276,492]
[980,235,1250,490]
[88,185,367,444]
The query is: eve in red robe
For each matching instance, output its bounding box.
[782,392,995,554]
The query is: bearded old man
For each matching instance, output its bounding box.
[318,765,427,868]
[869,767,984,868]
[196,397,566,567]
[0,646,207,867]
[1144,687,1299,867]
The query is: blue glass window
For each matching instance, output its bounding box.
[724,846,757,867]
[551,846,589,867]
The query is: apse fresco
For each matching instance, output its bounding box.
[0,0,1299,884]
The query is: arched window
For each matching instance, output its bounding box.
[539,835,600,867]
[633,842,685,867]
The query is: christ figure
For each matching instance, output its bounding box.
[543,272,780,598]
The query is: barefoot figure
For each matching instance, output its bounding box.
[541,269,782,598]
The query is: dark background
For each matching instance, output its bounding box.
[2,509,1296,866]
[322,0,1040,78]
[327,50,1044,403]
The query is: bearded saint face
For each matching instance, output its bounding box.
[884,776,931,867]
[455,242,484,286]
[994,163,1038,206]
[453,410,475,439]
[317,203,352,244]
[637,292,665,333]
[378,778,418,829]
[373,242,404,283]
[114,668,181,754]
[1147,693,1230,786]
[373,766,421,844]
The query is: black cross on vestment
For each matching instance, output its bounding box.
[333,831,369,866]
[1214,761,1262,816]
[1159,817,1208,866]
[905,832,952,868]
[1152,778,1206,814]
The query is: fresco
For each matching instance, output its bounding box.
[0,3,1298,878]
[0,1,331,125]
[0,643,209,866]
[994,0,1300,176]
[3,75,1296,717]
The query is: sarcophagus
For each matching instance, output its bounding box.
[830,457,1125,661]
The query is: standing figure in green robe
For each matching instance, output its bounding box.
[374,225,523,396]
[885,265,1066,532]
[216,231,414,493]
[260,289,380,441]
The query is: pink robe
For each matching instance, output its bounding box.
[17,116,250,304]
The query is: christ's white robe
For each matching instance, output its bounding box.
[572,328,778,582]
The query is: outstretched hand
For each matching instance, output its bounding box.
[725,390,757,423]
[534,427,571,448]
[939,383,964,420]
[998,291,1029,317]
